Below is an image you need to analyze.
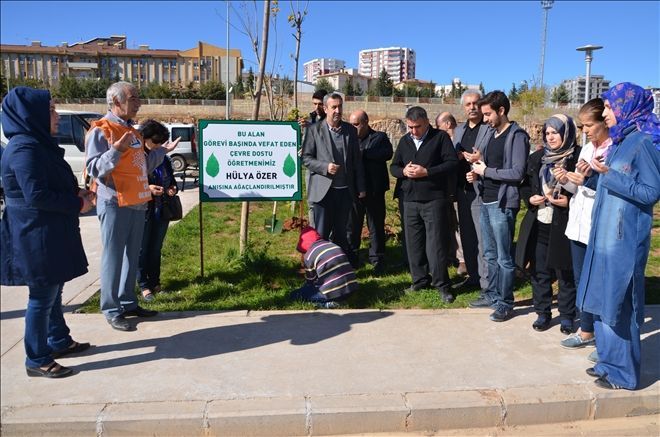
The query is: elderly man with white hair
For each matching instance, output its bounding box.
[85,81,179,331]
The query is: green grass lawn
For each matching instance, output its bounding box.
[78,198,660,313]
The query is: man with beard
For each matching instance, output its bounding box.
[466,91,529,322]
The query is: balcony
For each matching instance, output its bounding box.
[67,61,98,70]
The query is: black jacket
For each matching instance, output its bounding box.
[390,127,458,201]
[360,128,393,194]
[515,147,580,271]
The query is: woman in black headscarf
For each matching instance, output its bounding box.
[516,114,580,334]
[1,87,93,378]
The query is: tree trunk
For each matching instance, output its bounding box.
[293,23,301,110]
[240,0,271,255]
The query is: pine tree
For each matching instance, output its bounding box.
[233,73,245,97]
[551,84,570,105]
[246,67,255,96]
[342,78,355,96]
[375,68,394,96]
[315,78,334,93]
[508,83,519,103]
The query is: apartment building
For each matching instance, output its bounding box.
[303,58,346,83]
[0,35,243,87]
[560,75,611,104]
[358,47,415,83]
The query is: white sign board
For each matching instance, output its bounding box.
[199,120,302,201]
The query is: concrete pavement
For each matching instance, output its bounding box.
[1,185,659,436]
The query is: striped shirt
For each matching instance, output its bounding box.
[303,240,358,300]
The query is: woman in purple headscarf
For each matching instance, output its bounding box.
[577,82,660,390]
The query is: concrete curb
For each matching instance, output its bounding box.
[2,384,658,436]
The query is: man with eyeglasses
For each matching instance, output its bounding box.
[302,92,366,267]
[86,81,179,332]
[346,110,393,274]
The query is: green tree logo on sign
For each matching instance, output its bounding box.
[283,154,296,177]
[206,153,220,177]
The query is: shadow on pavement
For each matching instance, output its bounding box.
[74,311,393,372]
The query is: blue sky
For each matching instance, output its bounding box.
[1,1,658,92]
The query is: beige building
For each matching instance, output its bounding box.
[395,79,436,93]
[358,47,415,83]
[317,70,372,94]
[1,35,243,88]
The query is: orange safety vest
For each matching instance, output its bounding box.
[89,119,152,207]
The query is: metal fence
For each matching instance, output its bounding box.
[55,96,452,106]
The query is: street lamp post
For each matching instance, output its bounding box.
[226,0,230,120]
[576,44,603,144]
[576,44,603,104]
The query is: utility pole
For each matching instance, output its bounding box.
[538,0,554,88]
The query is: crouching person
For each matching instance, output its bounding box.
[291,226,358,308]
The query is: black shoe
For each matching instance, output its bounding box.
[107,315,133,331]
[532,314,551,331]
[594,375,622,390]
[438,289,455,303]
[372,262,385,276]
[560,319,574,335]
[469,297,493,308]
[123,306,158,318]
[586,367,600,378]
[51,341,91,359]
[489,306,513,322]
[26,362,74,378]
[403,284,429,294]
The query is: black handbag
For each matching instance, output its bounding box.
[162,194,183,221]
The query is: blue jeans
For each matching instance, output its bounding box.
[138,216,170,291]
[24,283,72,367]
[571,240,594,333]
[593,283,640,389]
[98,201,146,319]
[290,282,327,303]
[480,202,518,311]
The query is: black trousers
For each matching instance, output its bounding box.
[398,196,408,265]
[347,193,386,265]
[404,198,451,292]
[456,185,488,289]
[311,188,352,260]
[531,223,576,320]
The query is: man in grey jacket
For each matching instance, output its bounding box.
[466,91,529,322]
[452,90,493,291]
[302,93,366,266]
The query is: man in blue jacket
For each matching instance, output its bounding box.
[466,91,529,322]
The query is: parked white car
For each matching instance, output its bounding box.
[0,109,103,186]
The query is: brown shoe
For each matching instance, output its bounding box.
[457,262,467,276]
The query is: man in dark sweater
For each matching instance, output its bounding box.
[347,110,393,274]
[390,106,458,303]
[466,91,530,322]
